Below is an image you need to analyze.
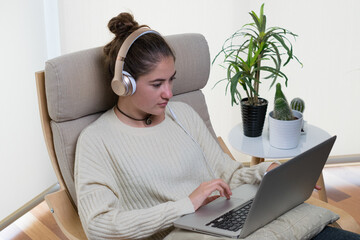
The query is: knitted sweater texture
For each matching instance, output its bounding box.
[75,102,271,239]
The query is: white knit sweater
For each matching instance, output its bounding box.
[75,102,271,240]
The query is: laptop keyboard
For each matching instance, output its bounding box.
[206,200,253,232]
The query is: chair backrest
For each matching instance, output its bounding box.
[40,33,215,207]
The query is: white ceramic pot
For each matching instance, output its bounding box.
[268,110,303,149]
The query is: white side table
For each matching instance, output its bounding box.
[229,122,332,202]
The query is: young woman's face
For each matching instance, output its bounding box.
[130,56,176,117]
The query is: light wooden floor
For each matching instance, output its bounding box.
[0,200,68,240]
[312,163,360,226]
[1,163,359,240]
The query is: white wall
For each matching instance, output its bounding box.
[0,0,58,222]
[56,0,360,159]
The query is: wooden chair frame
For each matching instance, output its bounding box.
[36,71,87,240]
[36,71,360,240]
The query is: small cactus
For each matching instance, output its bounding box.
[274,82,288,102]
[273,83,294,120]
[274,98,294,120]
[290,98,305,113]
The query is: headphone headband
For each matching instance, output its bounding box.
[112,27,160,96]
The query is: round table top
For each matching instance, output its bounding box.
[228,122,331,159]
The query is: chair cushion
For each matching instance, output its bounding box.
[45,33,210,122]
[167,34,210,96]
[165,203,339,240]
[51,113,101,205]
[45,33,212,206]
[45,47,117,122]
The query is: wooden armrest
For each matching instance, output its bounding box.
[45,189,88,240]
[217,136,235,160]
[306,196,360,234]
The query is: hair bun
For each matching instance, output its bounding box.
[108,13,139,39]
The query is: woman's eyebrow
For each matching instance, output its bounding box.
[149,71,176,82]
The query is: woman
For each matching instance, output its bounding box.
[74,13,359,240]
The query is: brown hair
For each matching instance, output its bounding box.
[103,13,175,80]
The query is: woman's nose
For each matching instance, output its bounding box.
[162,82,173,99]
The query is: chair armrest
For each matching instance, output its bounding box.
[217,136,235,160]
[306,196,360,234]
[45,189,88,240]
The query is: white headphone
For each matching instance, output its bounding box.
[111,27,160,96]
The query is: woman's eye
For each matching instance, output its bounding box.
[152,83,161,88]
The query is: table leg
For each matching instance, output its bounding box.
[251,157,265,166]
[316,172,328,202]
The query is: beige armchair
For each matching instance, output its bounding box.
[36,33,359,240]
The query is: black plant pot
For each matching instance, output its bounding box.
[240,98,268,137]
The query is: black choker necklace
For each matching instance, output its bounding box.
[115,105,152,125]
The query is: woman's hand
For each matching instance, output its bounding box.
[189,179,232,211]
[266,162,280,172]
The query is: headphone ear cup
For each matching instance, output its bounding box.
[111,77,126,96]
[122,71,136,95]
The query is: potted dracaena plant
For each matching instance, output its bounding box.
[213,3,302,137]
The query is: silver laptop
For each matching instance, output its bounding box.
[174,136,336,239]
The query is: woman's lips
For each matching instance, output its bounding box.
[158,101,168,107]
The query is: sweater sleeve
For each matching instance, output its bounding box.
[175,103,273,189]
[75,131,194,240]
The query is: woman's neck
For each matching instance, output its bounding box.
[114,103,165,128]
